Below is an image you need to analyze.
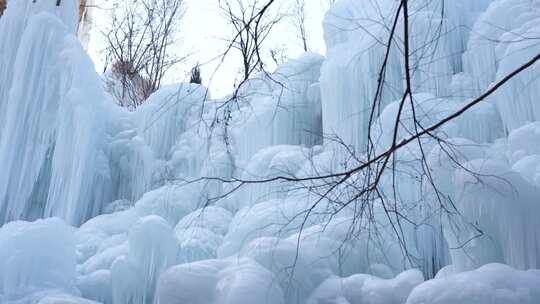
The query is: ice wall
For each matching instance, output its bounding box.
[0,0,78,137]
[230,53,324,164]
[104,83,209,204]
[43,36,113,225]
[320,0,402,150]
[449,159,540,271]
[137,84,208,161]
[489,2,540,131]
[0,0,110,226]
[320,0,495,151]
[463,0,540,97]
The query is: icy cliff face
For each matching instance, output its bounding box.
[0,0,106,226]
[0,0,540,303]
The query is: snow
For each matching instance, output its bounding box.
[0,0,539,303]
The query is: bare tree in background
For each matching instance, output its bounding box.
[219,0,284,83]
[269,47,288,66]
[102,0,186,109]
[293,0,308,52]
[205,0,284,150]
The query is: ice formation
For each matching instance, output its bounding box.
[0,0,539,303]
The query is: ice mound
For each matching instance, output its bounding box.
[218,197,319,258]
[307,269,423,304]
[175,206,232,262]
[157,258,284,304]
[239,237,324,303]
[135,183,203,226]
[407,264,540,304]
[77,269,112,303]
[0,218,77,302]
[176,226,223,263]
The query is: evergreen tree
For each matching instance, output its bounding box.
[190,64,202,84]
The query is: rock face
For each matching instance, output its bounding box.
[79,0,87,23]
[0,1,86,20]
[0,1,91,50]
[78,0,93,49]
[0,0,6,17]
